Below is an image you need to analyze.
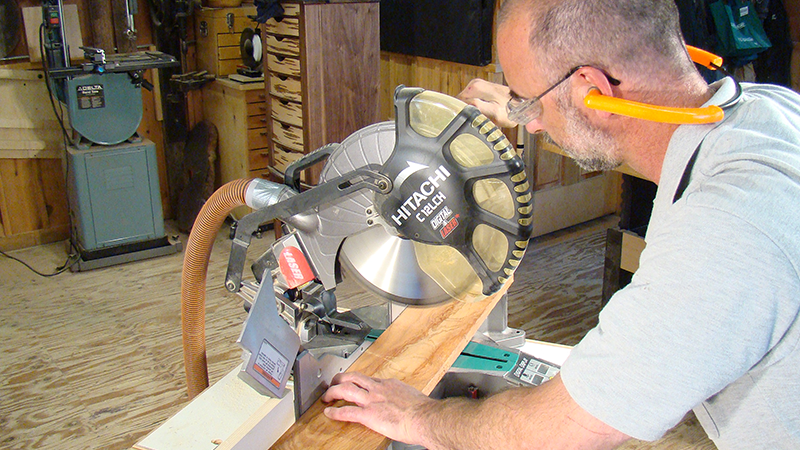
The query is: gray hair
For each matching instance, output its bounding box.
[499,0,695,87]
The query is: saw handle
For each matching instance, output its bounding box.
[284,143,340,191]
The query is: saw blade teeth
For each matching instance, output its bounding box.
[479,122,494,135]
[515,240,529,249]
[517,205,532,215]
[512,249,525,259]
[516,192,532,203]
[508,259,520,267]
[504,268,515,276]
[518,217,532,226]
[498,276,509,284]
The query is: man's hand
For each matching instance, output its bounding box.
[458,78,516,128]
[322,372,434,446]
[323,372,631,450]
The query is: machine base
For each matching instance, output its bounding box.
[69,235,182,272]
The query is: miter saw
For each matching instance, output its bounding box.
[182,86,561,420]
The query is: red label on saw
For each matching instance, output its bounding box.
[279,246,315,288]
[440,217,459,239]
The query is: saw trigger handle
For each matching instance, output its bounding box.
[284,143,340,191]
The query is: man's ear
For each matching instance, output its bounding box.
[573,67,616,119]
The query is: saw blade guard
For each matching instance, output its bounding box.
[372,86,533,302]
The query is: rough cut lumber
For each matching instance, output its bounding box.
[270,279,512,450]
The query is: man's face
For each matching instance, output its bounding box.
[497,17,623,172]
[553,93,624,172]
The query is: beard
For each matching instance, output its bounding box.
[548,93,624,172]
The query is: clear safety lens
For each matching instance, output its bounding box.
[506,95,542,126]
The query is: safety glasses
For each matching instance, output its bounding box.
[506,66,620,125]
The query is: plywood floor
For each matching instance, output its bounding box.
[0,216,715,450]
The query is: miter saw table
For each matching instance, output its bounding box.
[134,338,569,450]
[138,86,563,449]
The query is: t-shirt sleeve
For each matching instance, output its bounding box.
[560,203,799,441]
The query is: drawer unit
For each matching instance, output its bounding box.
[264,10,300,37]
[270,97,303,127]
[195,5,259,76]
[268,73,302,102]
[265,34,300,56]
[272,121,303,152]
[248,148,271,171]
[248,127,271,150]
[202,78,269,219]
[261,1,380,185]
[272,143,305,174]
[266,53,301,77]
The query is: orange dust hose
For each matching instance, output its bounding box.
[181,178,252,398]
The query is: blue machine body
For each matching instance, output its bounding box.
[67,138,166,251]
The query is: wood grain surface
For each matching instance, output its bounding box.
[271,282,510,450]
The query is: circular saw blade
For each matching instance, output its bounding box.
[318,122,451,305]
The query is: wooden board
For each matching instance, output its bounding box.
[301,2,381,184]
[379,52,503,121]
[269,280,511,450]
[0,69,71,159]
[621,231,646,273]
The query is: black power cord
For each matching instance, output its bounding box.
[0,245,80,277]
[1,22,84,277]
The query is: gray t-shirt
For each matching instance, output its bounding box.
[560,78,800,449]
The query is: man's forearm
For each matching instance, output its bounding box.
[413,375,630,450]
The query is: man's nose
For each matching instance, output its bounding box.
[524,118,544,134]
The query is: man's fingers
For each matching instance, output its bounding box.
[323,404,364,423]
[330,371,374,388]
[321,381,373,405]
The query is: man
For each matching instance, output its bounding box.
[322,0,800,448]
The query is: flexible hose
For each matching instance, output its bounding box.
[181,178,252,399]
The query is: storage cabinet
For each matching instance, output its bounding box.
[262,0,380,184]
[201,78,269,217]
[195,5,259,77]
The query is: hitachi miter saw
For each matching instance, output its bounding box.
[183,86,560,418]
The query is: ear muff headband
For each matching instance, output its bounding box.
[584,89,724,124]
[583,46,727,124]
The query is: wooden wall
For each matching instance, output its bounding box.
[0,69,70,251]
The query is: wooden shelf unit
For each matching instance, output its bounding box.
[261,0,380,185]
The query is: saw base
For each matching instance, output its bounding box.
[134,340,569,450]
